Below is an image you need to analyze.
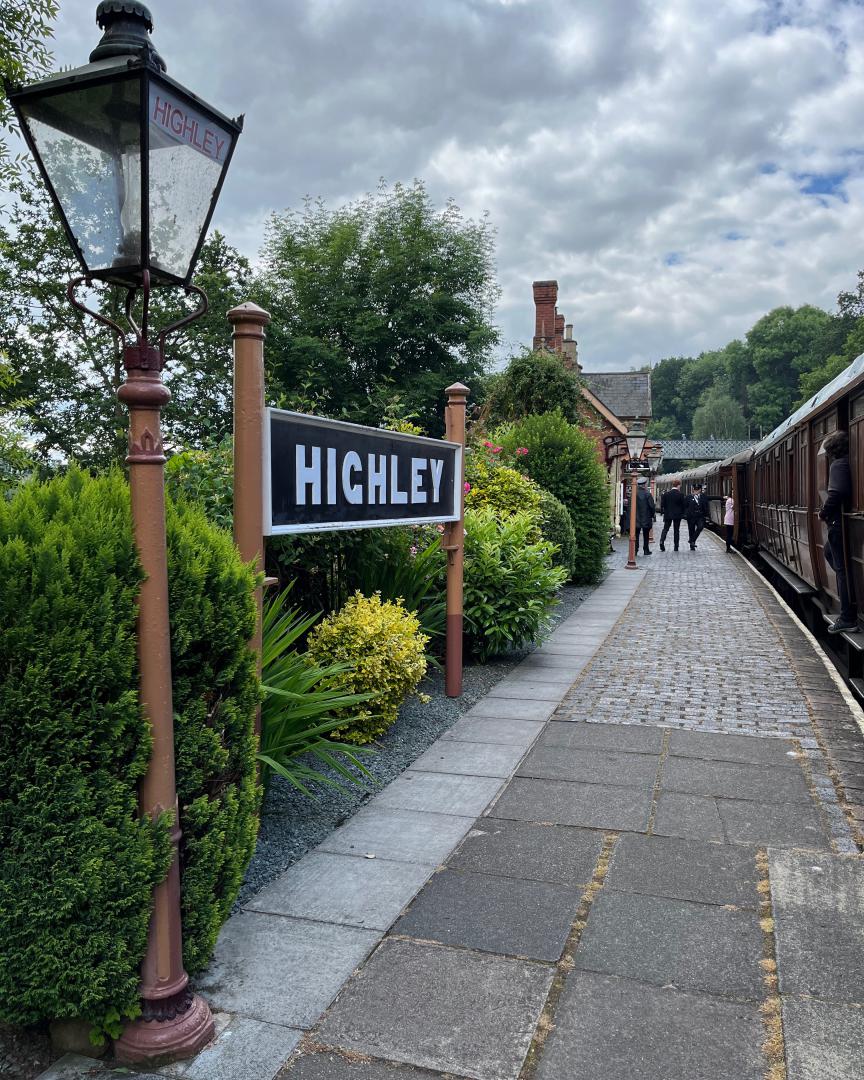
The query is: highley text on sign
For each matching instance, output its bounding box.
[149,85,229,164]
[264,409,461,535]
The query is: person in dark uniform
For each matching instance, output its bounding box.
[659,478,685,551]
[819,431,858,633]
[684,483,709,550]
[635,476,656,555]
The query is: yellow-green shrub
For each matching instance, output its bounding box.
[305,592,429,744]
[465,455,542,525]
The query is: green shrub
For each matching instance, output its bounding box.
[484,349,583,424]
[166,499,261,974]
[0,470,262,1028]
[538,489,577,579]
[462,508,567,660]
[464,455,542,525]
[0,470,172,1028]
[305,592,429,744]
[165,437,233,532]
[259,587,374,795]
[500,412,608,584]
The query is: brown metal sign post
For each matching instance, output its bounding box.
[229,302,272,738]
[444,383,469,697]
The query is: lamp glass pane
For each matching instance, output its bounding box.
[147,83,233,280]
[21,79,143,274]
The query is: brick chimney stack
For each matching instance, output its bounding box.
[532,280,558,353]
[562,323,580,371]
[554,314,565,354]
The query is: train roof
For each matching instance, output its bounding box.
[753,352,864,455]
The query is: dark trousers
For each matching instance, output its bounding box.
[638,526,651,553]
[687,517,704,547]
[825,524,855,621]
[660,518,681,549]
[725,524,733,551]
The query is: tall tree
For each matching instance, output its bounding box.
[691,383,747,439]
[484,349,582,425]
[0,175,252,466]
[257,180,500,431]
[0,1,59,184]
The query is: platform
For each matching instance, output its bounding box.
[44,536,864,1080]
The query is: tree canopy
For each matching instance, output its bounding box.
[0,1,58,184]
[483,349,582,425]
[257,180,499,432]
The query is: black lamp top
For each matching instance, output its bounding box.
[90,1,165,71]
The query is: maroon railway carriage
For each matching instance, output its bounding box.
[655,354,864,690]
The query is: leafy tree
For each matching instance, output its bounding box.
[257,180,499,430]
[0,1,58,184]
[485,349,582,424]
[648,356,691,437]
[691,383,747,439]
[0,175,252,466]
[797,319,864,403]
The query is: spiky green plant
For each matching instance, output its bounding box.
[259,587,375,795]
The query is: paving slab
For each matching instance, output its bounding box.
[605,834,760,907]
[195,912,379,1028]
[517,745,659,787]
[574,890,764,999]
[448,818,604,885]
[393,868,580,961]
[489,776,652,831]
[317,805,474,865]
[538,721,665,753]
[408,739,527,777]
[372,771,502,816]
[440,715,544,746]
[463,697,558,721]
[668,729,804,767]
[316,939,553,1080]
[718,798,830,849]
[245,853,432,931]
[37,1059,158,1080]
[515,652,580,671]
[782,999,864,1080]
[661,755,813,804]
[182,1017,302,1080]
[280,1053,440,1078]
[770,849,864,1001]
[534,972,764,1080]
[484,676,572,698]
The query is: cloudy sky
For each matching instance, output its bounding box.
[46,0,864,371]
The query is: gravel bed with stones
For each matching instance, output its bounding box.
[235,580,597,908]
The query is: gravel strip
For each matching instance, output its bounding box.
[235,581,598,907]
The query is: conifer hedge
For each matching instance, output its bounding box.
[0,470,260,1029]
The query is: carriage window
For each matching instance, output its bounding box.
[852,395,864,420]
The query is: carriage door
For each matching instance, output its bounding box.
[848,394,864,609]
[812,411,838,604]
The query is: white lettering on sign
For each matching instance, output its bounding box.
[390,456,408,504]
[296,445,321,505]
[327,447,337,505]
[430,459,444,502]
[342,451,363,504]
[149,86,229,164]
[410,458,427,504]
[368,454,386,504]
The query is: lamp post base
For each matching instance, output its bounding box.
[113,991,214,1066]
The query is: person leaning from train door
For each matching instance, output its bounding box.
[819,430,858,633]
[635,475,656,555]
[659,478,685,551]
[685,483,709,550]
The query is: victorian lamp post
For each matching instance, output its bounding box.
[7,2,243,1064]
[625,419,648,570]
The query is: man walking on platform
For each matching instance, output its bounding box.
[819,431,858,633]
[635,476,656,555]
[659,478,685,551]
[685,483,709,550]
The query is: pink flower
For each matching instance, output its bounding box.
[464,481,471,493]
[491,446,502,454]
[482,440,492,448]
[516,447,528,456]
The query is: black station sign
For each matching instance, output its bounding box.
[264,409,463,535]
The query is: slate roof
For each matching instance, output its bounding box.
[580,372,652,422]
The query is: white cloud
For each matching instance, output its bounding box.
[34,0,864,370]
